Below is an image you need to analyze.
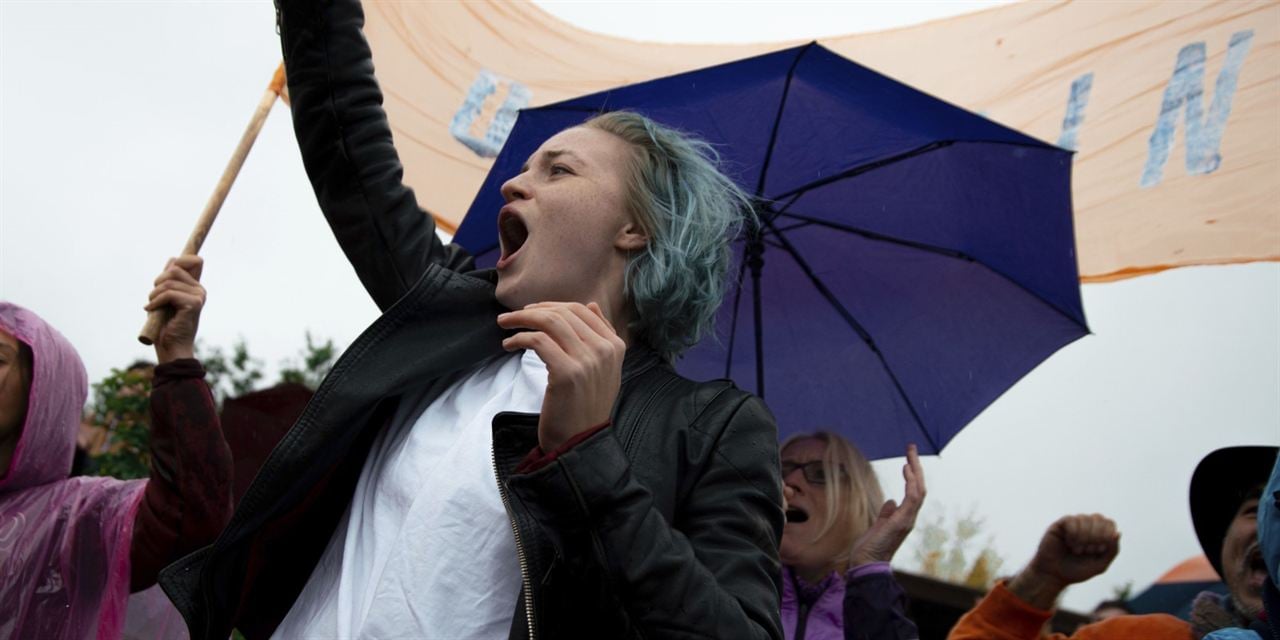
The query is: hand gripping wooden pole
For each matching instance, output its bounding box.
[138,63,287,345]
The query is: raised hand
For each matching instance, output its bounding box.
[497,301,626,451]
[1009,513,1121,610]
[144,256,207,364]
[849,444,926,568]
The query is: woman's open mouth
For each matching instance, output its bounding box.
[785,507,810,524]
[496,209,529,270]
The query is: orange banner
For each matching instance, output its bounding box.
[362,0,1280,281]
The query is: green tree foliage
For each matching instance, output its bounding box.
[86,366,154,480]
[201,339,265,405]
[277,332,337,391]
[84,336,336,480]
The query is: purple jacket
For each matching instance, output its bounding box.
[781,563,919,640]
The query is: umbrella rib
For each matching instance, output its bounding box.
[771,220,813,234]
[754,42,816,197]
[759,192,803,233]
[723,252,750,379]
[775,211,972,261]
[769,141,952,202]
[775,209,1088,329]
[768,139,1066,204]
[760,215,942,453]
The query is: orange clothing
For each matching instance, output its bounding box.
[948,581,1194,640]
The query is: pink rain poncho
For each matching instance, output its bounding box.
[0,302,147,639]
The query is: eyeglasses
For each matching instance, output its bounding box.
[780,460,843,486]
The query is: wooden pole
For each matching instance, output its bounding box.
[138,63,286,345]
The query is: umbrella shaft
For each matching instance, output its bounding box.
[748,231,765,398]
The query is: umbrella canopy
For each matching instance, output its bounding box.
[455,43,1088,459]
[1127,555,1226,620]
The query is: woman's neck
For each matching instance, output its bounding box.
[793,561,841,585]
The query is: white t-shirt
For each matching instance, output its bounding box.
[273,350,548,639]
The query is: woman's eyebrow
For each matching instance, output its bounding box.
[521,148,585,173]
[543,149,583,163]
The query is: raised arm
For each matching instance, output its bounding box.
[277,0,473,310]
[130,256,233,590]
[841,444,926,639]
[950,514,1120,639]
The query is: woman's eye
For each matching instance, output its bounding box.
[550,164,572,176]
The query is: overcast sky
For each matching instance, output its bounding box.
[1,0,1276,613]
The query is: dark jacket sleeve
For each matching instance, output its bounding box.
[843,569,919,640]
[130,359,233,591]
[507,394,784,639]
[277,0,474,311]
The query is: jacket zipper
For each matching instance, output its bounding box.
[791,569,820,640]
[493,446,537,640]
[794,601,809,640]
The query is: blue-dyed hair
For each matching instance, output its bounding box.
[582,111,753,360]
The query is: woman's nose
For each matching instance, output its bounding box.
[500,175,530,202]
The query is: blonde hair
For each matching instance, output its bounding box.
[781,431,885,568]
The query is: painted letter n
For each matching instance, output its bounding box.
[1140,30,1254,188]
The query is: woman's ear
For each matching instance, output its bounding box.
[614,222,648,252]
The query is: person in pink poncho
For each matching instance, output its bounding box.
[0,256,233,639]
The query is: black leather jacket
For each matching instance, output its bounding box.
[159,1,783,638]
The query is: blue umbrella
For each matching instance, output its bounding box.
[455,43,1088,459]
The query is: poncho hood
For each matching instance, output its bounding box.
[0,301,87,492]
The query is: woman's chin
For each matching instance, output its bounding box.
[494,278,531,311]
[779,537,809,565]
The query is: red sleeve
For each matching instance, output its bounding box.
[948,581,1193,640]
[513,421,611,474]
[129,358,234,592]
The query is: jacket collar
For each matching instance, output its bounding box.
[623,343,664,384]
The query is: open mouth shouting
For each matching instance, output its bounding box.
[786,506,810,524]
[1246,544,1267,590]
[496,207,530,270]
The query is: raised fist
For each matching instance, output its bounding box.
[1008,514,1120,610]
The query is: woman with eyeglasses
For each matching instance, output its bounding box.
[780,432,926,640]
